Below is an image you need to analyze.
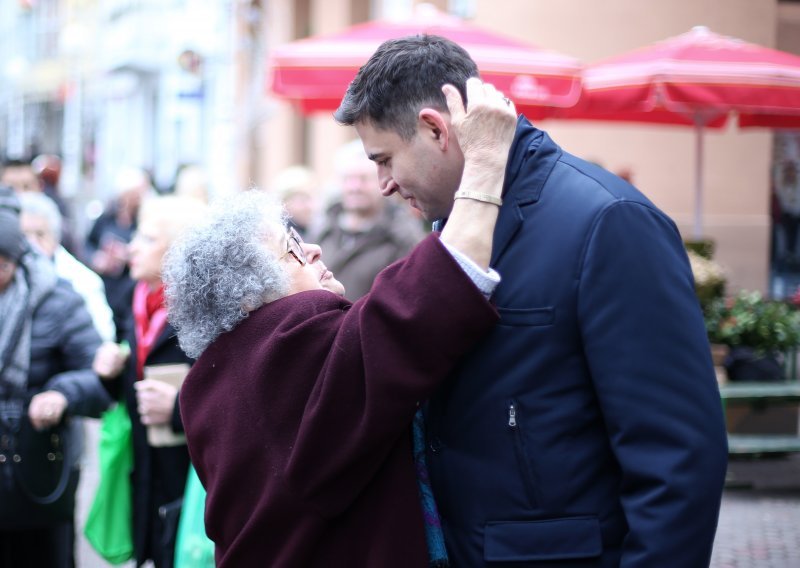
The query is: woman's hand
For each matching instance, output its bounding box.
[28,390,68,430]
[439,78,517,270]
[134,379,178,426]
[443,77,517,199]
[93,341,130,379]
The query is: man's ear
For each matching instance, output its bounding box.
[418,108,450,151]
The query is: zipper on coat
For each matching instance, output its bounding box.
[507,399,539,507]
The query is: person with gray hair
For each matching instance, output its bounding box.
[91,194,207,567]
[309,139,426,301]
[19,192,116,342]
[164,79,516,567]
[0,185,110,567]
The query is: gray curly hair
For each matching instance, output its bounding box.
[162,190,290,358]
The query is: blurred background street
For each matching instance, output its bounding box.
[3,1,800,566]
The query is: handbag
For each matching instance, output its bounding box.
[0,284,78,529]
[174,465,215,568]
[0,416,77,529]
[84,402,134,564]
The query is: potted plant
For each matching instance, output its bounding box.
[686,248,730,380]
[704,291,800,381]
[686,248,726,314]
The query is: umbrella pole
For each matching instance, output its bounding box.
[693,117,705,240]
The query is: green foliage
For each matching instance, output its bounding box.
[684,238,716,260]
[704,291,800,354]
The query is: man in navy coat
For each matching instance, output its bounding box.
[336,35,728,566]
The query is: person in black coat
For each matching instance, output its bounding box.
[0,186,110,567]
[93,195,206,567]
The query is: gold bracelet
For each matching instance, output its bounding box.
[453,190,503,207]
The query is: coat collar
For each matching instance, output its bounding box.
[490,116,562,265]
[433,116,563,265]
[502,116,559,206]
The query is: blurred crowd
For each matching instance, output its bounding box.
[0,143,427,567]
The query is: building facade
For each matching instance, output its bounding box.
[1,0,798,293]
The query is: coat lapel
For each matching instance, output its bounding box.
[490,117,562,266]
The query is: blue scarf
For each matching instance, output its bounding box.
[412,410,449,567]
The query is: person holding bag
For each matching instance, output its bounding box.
[92,195,207,568]
[0,185,110,567]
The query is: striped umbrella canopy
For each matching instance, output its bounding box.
[267,4,582,119]
[562,26,800,238]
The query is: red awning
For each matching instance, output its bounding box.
[267,4,582,119]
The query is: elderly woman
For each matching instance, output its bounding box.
[163,80,516,567]
[92,195,207,568]
[0,186,110,567]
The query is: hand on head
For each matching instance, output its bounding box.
[442,78,517,193]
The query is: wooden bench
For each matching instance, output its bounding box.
[719,382,800,456]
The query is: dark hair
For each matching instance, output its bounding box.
[334,34,479,140]
[2,157,33,170]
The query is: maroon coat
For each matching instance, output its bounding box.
[180,236,498,567]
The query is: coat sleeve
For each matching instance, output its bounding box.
[43,282,111,418]
[576,201,728,566]
[286,235,498,516]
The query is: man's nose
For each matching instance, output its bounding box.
[379,175,398,197]
[301,243,322,263]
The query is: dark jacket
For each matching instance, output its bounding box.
[311,201,426,300]
[84,209,136,341]
[426,117,728,567]
[29,280,108,420]
[2,259,108,529]
[105,307,192,567]
[181,236,498,567]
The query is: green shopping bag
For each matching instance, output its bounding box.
[84,402,134,564]
[175,465,215,567]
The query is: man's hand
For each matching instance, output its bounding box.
[443,77,517,197]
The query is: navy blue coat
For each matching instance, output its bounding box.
[426,117,728,567]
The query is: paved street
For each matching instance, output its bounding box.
[73,419,800,567]
[712,488,800,567]
[710,456,800,567]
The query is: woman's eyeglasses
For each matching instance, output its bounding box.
[282,227,307,266]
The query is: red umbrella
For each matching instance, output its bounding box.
[563,26,800,238]
[267,4,581,119]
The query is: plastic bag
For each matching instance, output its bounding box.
[84,402,134,564]
[174,465,214,568]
